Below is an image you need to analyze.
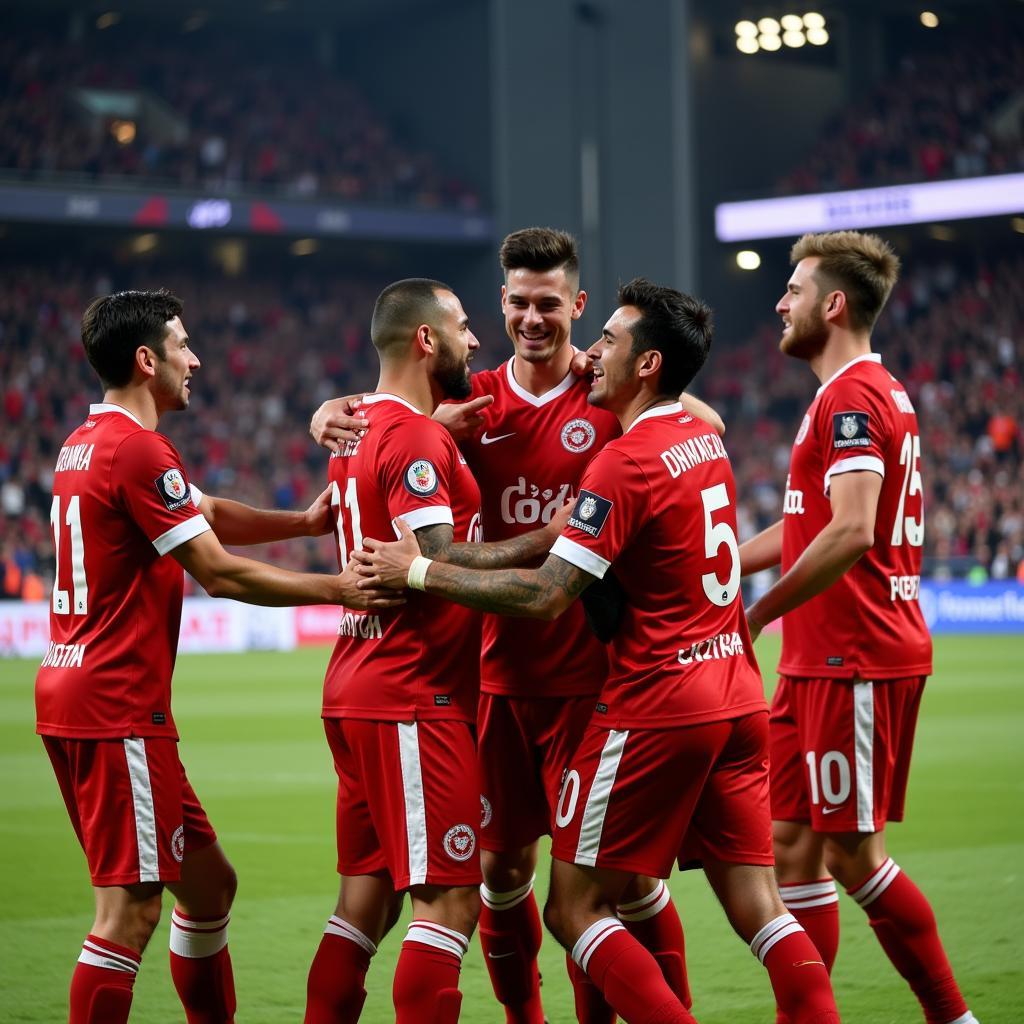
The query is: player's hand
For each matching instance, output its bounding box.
[353,518,422,591]
[545,496,574,541]
[338,559,406,609]
[302,485,335,536]
[433,395,494,442]
[310,395,369,453]
[745,608,763,643]
[569,349,591,377]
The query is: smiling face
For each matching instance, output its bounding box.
[586,305,644,413]
[777,257,830,361]
[501,266,585,365]
[431,289,479,399]
[152,316,200,411]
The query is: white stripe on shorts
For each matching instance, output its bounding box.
[853,680,875,832]
[123,738,160,882]
[575,729,629,867]
[397,722,429,886]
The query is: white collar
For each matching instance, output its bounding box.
[89,402,144,427]
[503,356,577,408]
[625,402,684,433]
[816,353,882,396]
[359,392,426,416]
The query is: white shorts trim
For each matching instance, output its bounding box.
[853,680,876,831]
[122,738,160,882]
[575,730,629,867]
[397,722,429,886]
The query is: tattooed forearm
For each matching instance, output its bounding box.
[416,523,555,569]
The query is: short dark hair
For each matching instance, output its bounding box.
[790,231,900,332]
[370,278,452,354]
[81,289,184,389]
[617,278,713,396]
[499,227,579,287]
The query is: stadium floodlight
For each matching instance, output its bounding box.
[807,27,829,45]
[757,17,781,34]
[803,12,825,29]
[920,11,939,28]
[96,11,121,29]
[780,14,803,30]
[290,238,318,256]
[759,32,783,51]
[783,30,806,47]
[737,36,760,53]
[130,233,158,254]
[111,120,136,145]
[735,19,758,37]
[736,250,761,270]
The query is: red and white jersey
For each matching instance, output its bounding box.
[779,354,932,679]
[322,393,482,722]
[35,404,211,740]
[550,403,766,730]
[463,359,620,698]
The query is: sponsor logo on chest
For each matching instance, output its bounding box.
[783,474,805,515]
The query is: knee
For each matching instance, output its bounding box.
[96,892,164,954]
[541,895,568,948]
[822,837,877,889]
[220,861,239,909]
[481,848,536,894]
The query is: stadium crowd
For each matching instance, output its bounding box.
[2,251,1020,600]
[0,27,481,209]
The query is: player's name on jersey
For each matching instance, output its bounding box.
[54,443,95,473]
[338,612,382,639]
[659,432,728,479]
[330,438,363,459]
[677,630,746,667]
[40,641,87,669]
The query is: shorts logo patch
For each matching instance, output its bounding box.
[795,414,811,445]
[833,412,870,449]
[560,418,597,454]
[403,459,439,496]
[171,825,185,863]
[480,795,493,829]
[568,489,612,538]
[443,824,476,862]
[155,468,191,511]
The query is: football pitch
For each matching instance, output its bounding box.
[2,634,1021,1022]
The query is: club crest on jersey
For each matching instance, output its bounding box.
[795,414,811,445]
[155,468,191,510]
[833,411,870,449]
[171,825,185,863]
[403,459,439,496]
[480,795,493,828]
[560,418,597,454]
[568,489,612,537]
[443,824,476,862]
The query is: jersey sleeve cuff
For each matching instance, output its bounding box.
[551,535,610,579]
[393,505,454,534]
[824,455,885,495]
[190,483,204,507]
[153,514,212,555]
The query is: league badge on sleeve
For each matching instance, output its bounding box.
[833,412,871,449]
[404,459,439,496]
[155,468,192,510]
[568,489,613,538]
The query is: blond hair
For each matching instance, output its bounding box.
[790,231,900,332]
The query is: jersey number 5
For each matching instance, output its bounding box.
[50,495,88,615]
[700,483,741,607]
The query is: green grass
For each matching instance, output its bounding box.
[2,635,1021,1022]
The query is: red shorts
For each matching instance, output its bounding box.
[42,736,217,887]
[477,693,597,852]
[769,675,926,833]
[325,718,483,890]
[550,712,773,878]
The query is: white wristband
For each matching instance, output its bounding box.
[407,556,433,592]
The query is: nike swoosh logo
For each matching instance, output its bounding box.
[487,951,517,959]
[481,431,516,445]
[821,805,843,815]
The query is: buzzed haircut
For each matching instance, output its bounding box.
[370,278,452,353]
[499,227,579,288]
[790,230,900,332]
[618,278,713,397]
[81,289,184,389]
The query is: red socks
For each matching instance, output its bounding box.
[572,918,696,1024]
[304,916,377,1024]
[750,915,840,1024]
[619,880,691,1008]
[566,953,616,1024]
[168,910,235,1024]
[393,920,469,1024]
[479,878,545,1023]
[849,859,973,1024]
[69,934,140,1024]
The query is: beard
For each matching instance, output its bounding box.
[435,340,472,399]
[780,309,829,361]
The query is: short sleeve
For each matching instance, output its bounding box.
[550,448,650,580]
[816,378,888,495]
[378,419,457,533]
[111,432,212,555]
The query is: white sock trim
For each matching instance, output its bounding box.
[403,920,470,961]
[571,917,625,973]
[169,910,230,959]
[324,915,378,957]
[943,1013,979,1024]
[750,913,803,964]
[850,858,900,908]
[480,875,535,911]
[617,879,672,921]
[79,939,140,974]
[779,879,839,910]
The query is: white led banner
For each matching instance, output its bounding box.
[715,173,1024,242]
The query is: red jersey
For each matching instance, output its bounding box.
[35,404,211,740]
[322,393,482,722]
[779,354,932,679]
[550,403,766,730]
[464,359,620,698]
